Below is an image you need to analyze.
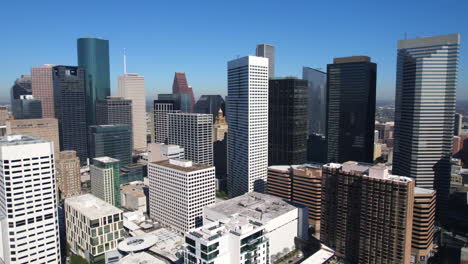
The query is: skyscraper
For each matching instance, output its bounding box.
[302,67,327,136]
[77,37,111,125]
[10,75,33,118]
[326,56,376,163]
[227,56,269,197]
[148,159,215,233]
[0,135,61,264]
[53,66,88,165]
[31,65,55,118]
[393,34,460,218]
[172,72,195,111]
[194,95,226,122]
[11,95,42,119]
[167,113,213,165]
[268,78,308,165]
[213,109,228,191]
[56,150,81,199]
[118,72,147,151]
[153,100,180,143]
[90,157,121,207]
[455,113,463,136]
[96,96,132,127]
[88,125,132,167]
[256,43,275,78]
[158,93,192,113]
[213,108,228,142]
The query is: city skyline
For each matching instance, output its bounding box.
[1,1,467,102]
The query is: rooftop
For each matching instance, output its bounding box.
[151,159,213,173]
[65,194,122,219]
[121,182,146,197]
[119,252,165,264]
[118,235,158,252]
[93,156,119,164]
[190,215,263,241]
[0,134,49,146]
[415,187,435,195]
[205,192,298,224]
[325,161,413,183]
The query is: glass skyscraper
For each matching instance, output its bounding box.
[393,34,460,218]
[326,56,376,163]
[88,125,132,167]
[193,95,226,123]
[77,37,111,125]
[158,93,192,113]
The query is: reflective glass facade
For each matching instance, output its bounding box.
[88,125,132,167]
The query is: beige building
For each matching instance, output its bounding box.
[56,151,81,199]
[6,118,60,158]
[412,187,436,263]
[120,181,147,213]
[0,105,9,125]
[213,108,227,141]
[31,65,55,118]
[65,194,124,264]
[118,73,147,151]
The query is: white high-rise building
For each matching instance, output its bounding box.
[154,101,180,143]
[118,73,147,151]
[227,56,269,197]
[90,157,121,207]
[148,159,215,233]
[167,113,213,165]
[0,135,61,264]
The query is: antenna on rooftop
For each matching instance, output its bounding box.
[123,48,127,74]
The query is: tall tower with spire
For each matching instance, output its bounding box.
[213,108,228,141]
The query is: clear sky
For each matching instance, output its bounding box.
[1,0,467,102]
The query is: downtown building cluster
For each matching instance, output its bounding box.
[0,32,461,264]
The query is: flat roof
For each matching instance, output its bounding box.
[151,159,213,173]
[119,252,165,264]
[415,187,435,195]
[65,194,122,219]
[301,245,335,264]
[190,215,263,240]
[118,235,158,252]
[205,192,297,224]
[93,156,119,163]
[0,134,49,146]
[121,182,145,197]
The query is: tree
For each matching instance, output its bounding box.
[70,255,89,264]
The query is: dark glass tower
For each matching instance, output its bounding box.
[326,56,376,163]
[194,95,226,123]
[158,93,191,113]
[96,96,132,127]
[268,78,308,165]
[53,66,88,165]
[77,37,111,125]
[88,125,132,167]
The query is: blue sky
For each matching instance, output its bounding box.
[0,0,467,101]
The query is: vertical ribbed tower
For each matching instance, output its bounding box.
[393,34,460,218]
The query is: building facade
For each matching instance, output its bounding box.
[53,65,88,165]
[302,67,327,136]
[56,150,81,199]
[31,65,55,118]
[65,194,124,264]
[11,95,42,119]
[148,159,215,233]
[326,56,376,163]
[213,109,228,191]
[88,125,132,167]
[412,188,436,263]
[194,95,226,122]
[268,78,308,165]
[118,73,147,151]
[256,44,275,78]
[146,143,185,163]
[167,113,213,165]
[77,37,111,125]
[0,135,61,264]
[227,56,269,196]
[6,118,60,158]
[172,72,195,111]
[90,157,121,208]
[159,93,192,113]
[153,100,180,143]
[96,97,132,127]
[392,34,460,217]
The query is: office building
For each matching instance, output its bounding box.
[88,125,132,167]
[96,97,132,127]
[168,113,213,165]
[153,100,180,143]
[120,163,147,184]
[77,37,111,125]
[0,135,61,264]
[268,78,308,165]
[213,109,228,191]
[375,121,394,144]
[65,194,124,264]
[267,164,322,238]
[147,143,184,162]
[11,95,42,119]
[10,74,32,102]
[326,56,376,163]
[194,95,226,122]
[227,56,269,196]
[31,65,55,118]
[203,192,308,259]
[120,182,147,213]
[159,93,192,113]
[90,157,121,207]
[256,43,275,78]
[302,67,327,136]
[455,113,463,136]
[393,34,460,217]
[172,72,195,111]
[307,134,327,163]
[321,162,415,264]
[412,188,436,263]
[6,118,60,158]
[53,65,88,165]
[56,150,81,199]
[118,73,147,151]
[148,159,215,233]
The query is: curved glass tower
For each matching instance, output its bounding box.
[77,37,111,125]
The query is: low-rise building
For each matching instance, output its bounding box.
[120,181,147,213]
[65,194,124,264]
